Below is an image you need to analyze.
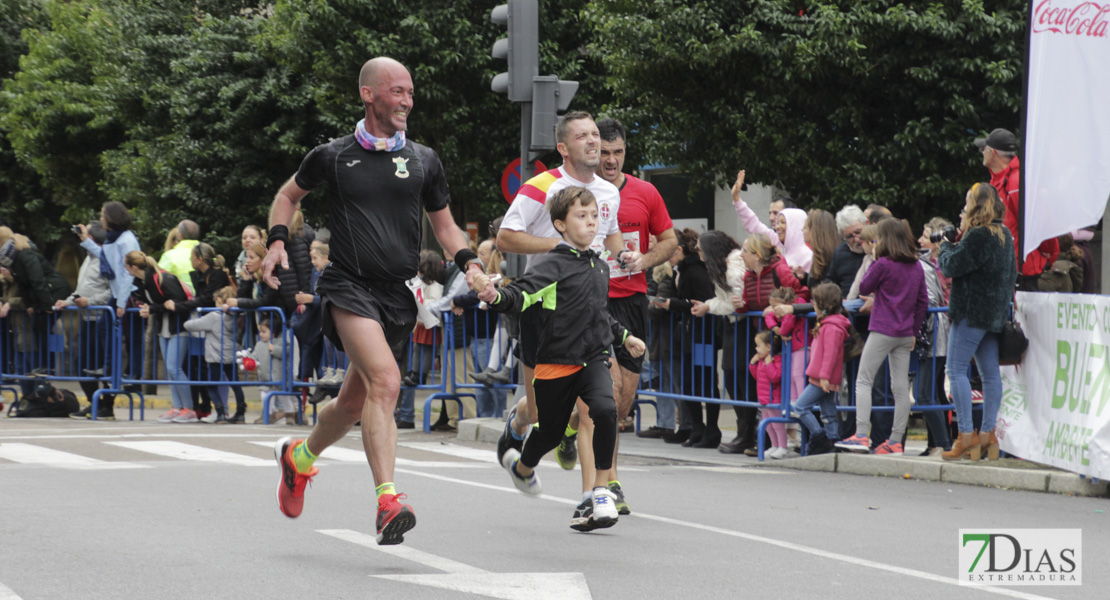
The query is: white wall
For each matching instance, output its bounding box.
[714,181,776,245]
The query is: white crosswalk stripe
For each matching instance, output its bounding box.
[0,443,146,470]
[106,441,271,466]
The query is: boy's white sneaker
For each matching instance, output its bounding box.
[500,448,542,496]
[591,487,619,527]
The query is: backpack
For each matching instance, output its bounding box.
[10,382,80,418]
[1038,259,1082,293]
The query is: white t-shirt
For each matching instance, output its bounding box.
[500,166,621,270]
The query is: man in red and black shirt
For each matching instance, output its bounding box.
[570,117,677,517]
[975,128,1058,291]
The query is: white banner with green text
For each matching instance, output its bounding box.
[999,291,1110,480]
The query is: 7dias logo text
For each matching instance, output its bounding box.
[959,529,1081,586]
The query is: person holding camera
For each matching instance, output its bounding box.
[936,183,1017,462]
[60,221,116,420]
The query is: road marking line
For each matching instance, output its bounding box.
[247,442,491,468]
[318,529,486,573]
[396,441,644,471]
[319,529,594,600]
[0,443,146,470]
[0,582,23,600]
[392,469,1055,600]
[105,441,270,466]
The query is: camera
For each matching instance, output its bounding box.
[929,226,956,244]
[71,224,83,235]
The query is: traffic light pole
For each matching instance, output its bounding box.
[519,102,534,183]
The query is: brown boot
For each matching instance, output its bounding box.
[942,431,981,462]
[981,430,1000,460]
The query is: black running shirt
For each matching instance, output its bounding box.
[294,134,450,282]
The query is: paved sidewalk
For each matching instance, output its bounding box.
[457,417,1109,498]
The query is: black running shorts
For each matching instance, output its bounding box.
[608,293,648,373]
[316,265,417,353]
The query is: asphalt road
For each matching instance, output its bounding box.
[1,418,1105,600]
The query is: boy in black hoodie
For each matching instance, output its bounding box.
[474,187,645,531]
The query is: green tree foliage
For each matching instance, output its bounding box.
[1,0,1027,255]
[584,0,1026,223]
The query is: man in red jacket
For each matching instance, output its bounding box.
[975,128,1058,291]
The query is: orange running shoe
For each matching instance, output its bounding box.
[274,436,317,518]
[376,493,416,546]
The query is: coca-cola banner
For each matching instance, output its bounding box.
[1023,0,1110,258]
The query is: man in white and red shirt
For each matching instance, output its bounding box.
[975,128,1058,290]
[570,117,677,517]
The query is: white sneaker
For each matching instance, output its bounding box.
[591,487,619,526]
[500,448,541,496]
[769,447,789,459]
[317,367,335,385]
[157,408,182,423]
[200,412,218,424]
[328,368,346,385]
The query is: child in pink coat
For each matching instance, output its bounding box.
[791,283,858,455]
[749,330,787,458]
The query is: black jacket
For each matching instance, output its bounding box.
[276,226,315,315]
[489,244,627,366]
[825,241,866,298]
[7,249,71,312]
[668,253,718,347]
[236,277,285,333]
[176,266,231,316]
[133,267,190,335]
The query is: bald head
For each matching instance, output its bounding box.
[177,219,200,241]
[359,57,408,91]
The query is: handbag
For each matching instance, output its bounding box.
[998,320,1029,366]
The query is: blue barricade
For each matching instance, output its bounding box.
[635,306,957,460]
[1,305,116,416]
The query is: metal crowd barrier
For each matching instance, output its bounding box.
[1,305,116,415]
[635,306,956,460]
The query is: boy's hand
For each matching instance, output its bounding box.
[819,378,832,392]
[624,335,646,358]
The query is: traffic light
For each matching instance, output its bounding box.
[490,0,538,102]
[530,76,579,151]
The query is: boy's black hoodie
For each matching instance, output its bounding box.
[488,243,627,366]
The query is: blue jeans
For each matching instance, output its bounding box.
[159,335,192,410]
[643,360,676,429]
[946,319,1001,434]
[397,341,437,423]
[470,337,503,418]
[793,383,839,439]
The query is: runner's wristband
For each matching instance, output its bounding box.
[454,248,482,272]
[267,225,290,248]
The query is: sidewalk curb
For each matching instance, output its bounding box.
[460,418,1109,498]
[752,453,1110,498]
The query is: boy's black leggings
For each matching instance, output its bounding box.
[521,359,617,471]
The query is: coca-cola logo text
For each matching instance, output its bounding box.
[1033,1,1109,37]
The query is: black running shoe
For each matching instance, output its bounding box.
[69,405,92,420]
[554,432,578,470]
[496,407,524,465]
[570,497,596,532]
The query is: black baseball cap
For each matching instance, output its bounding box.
[974,128,1018,152]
